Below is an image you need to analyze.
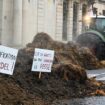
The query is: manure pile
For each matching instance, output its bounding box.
[0,32,105,105]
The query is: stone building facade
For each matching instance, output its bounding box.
[0,0,105,48]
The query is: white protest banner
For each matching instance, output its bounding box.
[0,45,18,75]
[32,48,54,72]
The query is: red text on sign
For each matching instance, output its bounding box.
[0,62,9,70]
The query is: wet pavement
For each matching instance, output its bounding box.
[51,69,105,105]
[86,69,105,80]
[52,96,105,105]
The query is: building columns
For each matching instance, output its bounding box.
[13,0,22,46]
[77,3,82,35]
[56,0,63,41]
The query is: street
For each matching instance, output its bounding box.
[86,69,105,81]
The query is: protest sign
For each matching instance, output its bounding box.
[32,48,54,72]
[0,45,18,75]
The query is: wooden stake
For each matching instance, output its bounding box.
[39,72,41,79]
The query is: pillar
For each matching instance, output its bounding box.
[22,0,37,46]
[55,0,63,41]
[13,0,22,46]
[2,0,13,46]
[77,3,82,35]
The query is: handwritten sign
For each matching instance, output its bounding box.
[32,48,54,72]
[0,45,18,75]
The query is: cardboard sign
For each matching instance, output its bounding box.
[32,48,54,72]
[0,45,18,75]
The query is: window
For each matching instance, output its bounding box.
[103,10,105,16]
[93,7,97,15]
[99,0,105,3]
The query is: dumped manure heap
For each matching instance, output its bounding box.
[0,32,105,105]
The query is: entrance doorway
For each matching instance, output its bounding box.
[82,4,87,32]
[63,0,68,41]
[73,2,79,39]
